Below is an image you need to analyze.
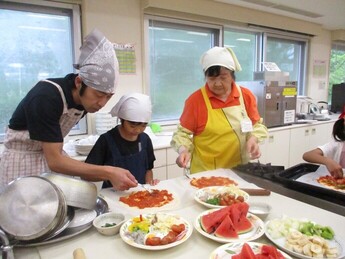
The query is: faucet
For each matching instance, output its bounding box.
[0,229,14,259]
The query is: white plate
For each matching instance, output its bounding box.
[120,213,193,250]
[265,220,344,259]
[194,186,249,209]
[194,209,265,243]
[67,209,97,228]
[209,241,293,259]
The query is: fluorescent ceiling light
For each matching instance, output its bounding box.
[161,39,194,43]
[187,32,208,36]
[224,44,236,48]
[236,38,251,42]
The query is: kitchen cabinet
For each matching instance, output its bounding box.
[152,148,167,180]
[153,147,183,180]
[259,129,291,168]
[289,122,334,166]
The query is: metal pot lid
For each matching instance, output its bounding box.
[0,176,62,240]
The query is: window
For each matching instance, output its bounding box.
[0,1,81,142]
[224,29,260,81]
[329,42,345,102]
[146,17,221,122]
[146,18,309,123]
[265,34,307,95]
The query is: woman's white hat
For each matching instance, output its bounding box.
[74,28,119,94]
[200,46,242,72]
[110,93,152,123]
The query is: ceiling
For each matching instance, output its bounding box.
[214,0,345,30]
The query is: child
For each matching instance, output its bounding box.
[85,93,159,188]
[302,112,345,179]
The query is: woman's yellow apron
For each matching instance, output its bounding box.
[191,85,250,173]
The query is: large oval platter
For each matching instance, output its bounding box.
[194,186,249,209]
[194,209,265,243]
[120,212,193,250]
[209,241,293,259]
[265,220,344,259]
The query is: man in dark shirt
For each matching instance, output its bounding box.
[0,29,137,191]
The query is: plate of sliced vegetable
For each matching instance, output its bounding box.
[194,185,249,209]
[265,216,344,259]
[209,242,293,259]
[120,213,193,250]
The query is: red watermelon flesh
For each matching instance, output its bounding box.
[260,245,285,259]
[200,206,230,233]
[232,243,256,259]
[229,202,252,233]
[214,215,238,238]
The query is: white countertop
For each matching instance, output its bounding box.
[13,169,345,259]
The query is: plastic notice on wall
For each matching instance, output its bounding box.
[282,88,297,97]
[113,43,136,74]
[263,62,281,71]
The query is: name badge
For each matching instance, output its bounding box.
[241,118,253,133]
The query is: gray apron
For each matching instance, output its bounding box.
[0,80,84,189]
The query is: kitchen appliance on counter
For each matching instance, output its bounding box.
[239,79,297,128]
[296,96,331,121]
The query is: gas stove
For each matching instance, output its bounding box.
[232,162,284,179]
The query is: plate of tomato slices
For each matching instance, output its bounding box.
[194,186,249,209]
[119,213,193,250]
[209,242,292,259]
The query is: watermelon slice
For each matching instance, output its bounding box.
[229,202,252,233]
[214,214,238,238]
[232,243,256,259]
[260,245,285,259]
[200,206,230,233]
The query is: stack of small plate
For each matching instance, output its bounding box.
[74,135,99,156]
[95,112,118,134]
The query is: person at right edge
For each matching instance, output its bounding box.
[303,111,345,179]
[171,46,268,174]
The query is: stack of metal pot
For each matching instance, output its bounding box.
[0,173,98,257]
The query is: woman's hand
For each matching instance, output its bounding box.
[246,136,261,159]
[176,149,191,168]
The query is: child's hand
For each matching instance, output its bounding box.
[147,179,160,186]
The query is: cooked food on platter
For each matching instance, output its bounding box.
[265,216,343,259]
[119,189,173,209]
[317,175,345,192]
[194,185,249,209]
[210,242,292,259]
[194,202,265,243]
[120,213,192,250]
[190,176,238,189]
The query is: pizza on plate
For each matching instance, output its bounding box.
[190,176,238,189]
[119,189,174,209]
[317,175,345,191]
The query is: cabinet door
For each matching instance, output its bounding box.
[154,148,166,168]
[167,164,183,179]
[153,167,167,181]
[289,126,310,166]
[261,130,290,168]
[307,123,333,150]
[166,147,178,165]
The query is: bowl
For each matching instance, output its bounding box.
[93,212,125,236]
[248,202,272,220]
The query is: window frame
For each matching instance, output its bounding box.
[0,0,83,142]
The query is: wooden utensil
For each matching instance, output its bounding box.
[240,188,271,196]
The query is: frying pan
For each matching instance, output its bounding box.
[41,173,97,210]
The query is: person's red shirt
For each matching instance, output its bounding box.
[180,82,261,136]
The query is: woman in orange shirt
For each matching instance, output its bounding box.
[171,47,268,174]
